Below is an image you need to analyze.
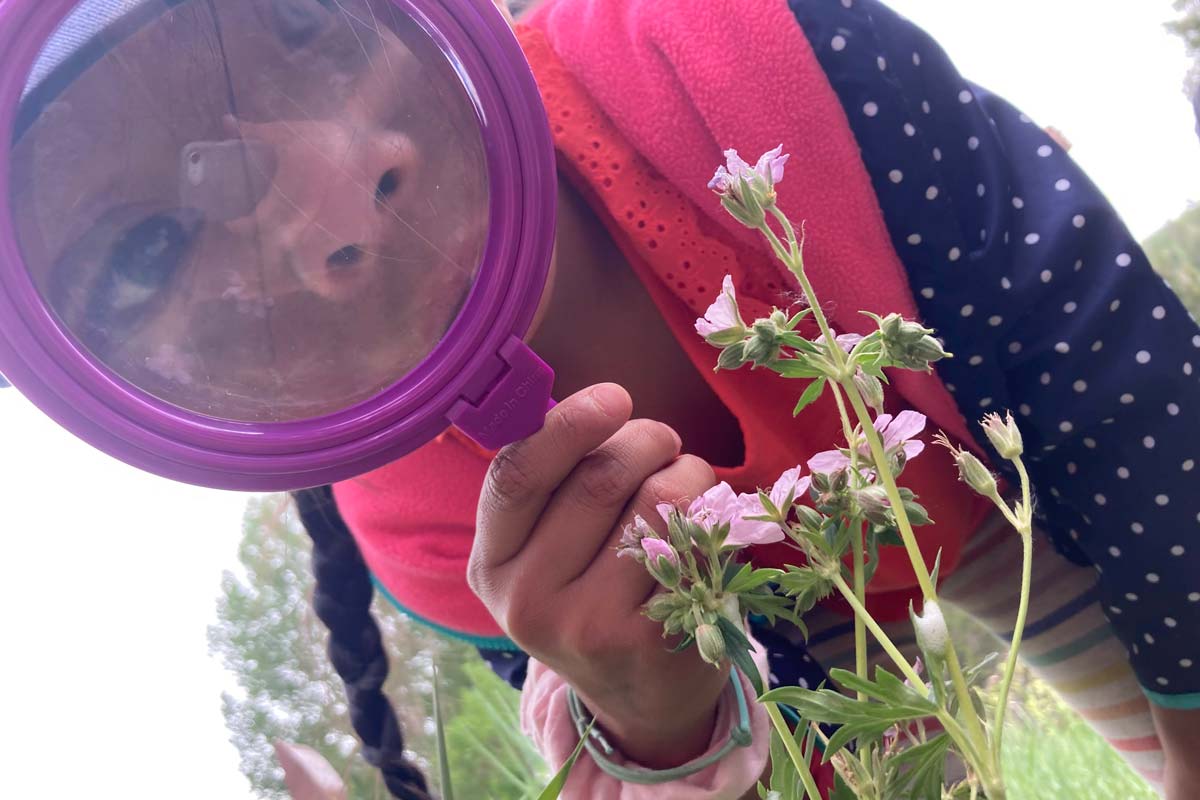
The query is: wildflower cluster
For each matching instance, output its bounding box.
[615,146,1039,800]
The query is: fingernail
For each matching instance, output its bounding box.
[669,427,683,450]
[590,383,627,416]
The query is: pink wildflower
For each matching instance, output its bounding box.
[641,537,678,567]
[729,467,814,546]
[694,275,747,341]
[808,410,927,473]
[709,146,789,193]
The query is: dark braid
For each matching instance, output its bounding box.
[292,485,434,800]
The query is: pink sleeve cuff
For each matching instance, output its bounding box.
[519,640,771,800]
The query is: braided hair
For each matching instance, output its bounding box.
[292,485,434,800]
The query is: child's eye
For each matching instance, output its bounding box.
[106,214,192,293]
[271,0,333,50]
[375,167,403,204]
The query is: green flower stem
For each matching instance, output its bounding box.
[756,218,843,371]
[838,382,992,768]
[765,701,823,800]
[850,528,868,700]
[992,456,1035,764]
[830,573,923,688]
[992,528,1032,763]
[839,382,936,599]
[831,573,991,780]
[830,382,869,701]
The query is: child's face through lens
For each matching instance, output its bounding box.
[10,0,490,421]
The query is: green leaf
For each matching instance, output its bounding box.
[775,357,826,378]
[787,308,813,328]
[743,592,806,635]
[885,733,952,800]
[716,616,764,696]
[534,718,596,800]
[793,377,827,416]
[827,667,938,716]
[762,669,938,759]
[929,547,944,587]
[432,666,455,800]
[726,565,784,595]
[830,773,858,800]
[873,524,905,547]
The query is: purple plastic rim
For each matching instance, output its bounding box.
[0,0,556,490]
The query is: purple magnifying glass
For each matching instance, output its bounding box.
[0,0,556,490]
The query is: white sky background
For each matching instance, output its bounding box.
[1,2,1196,798]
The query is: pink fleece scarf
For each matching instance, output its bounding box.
[528,0,974,447]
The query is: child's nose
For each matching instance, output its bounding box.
[224,118,417,296]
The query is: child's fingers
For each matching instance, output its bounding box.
[523,417,683,586]
[472,383,632,573]
[578,454,717,613]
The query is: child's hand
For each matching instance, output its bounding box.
[468,383,731,769]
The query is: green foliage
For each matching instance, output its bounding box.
[884,734,950,800]
[1142,204,1200,317]
[534,719,594,800]
[443,660,549,797]
[762,667,938,759]
[1167,0,1200,95]
[209,495,533,799]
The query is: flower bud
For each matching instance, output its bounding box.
[665,510,692,552]
[910,335,950,364]
[911,599,949,659]
[902,499,932,527]
[981,411,1024,460]
[794,504,824,531]
[956,450,999,499]
[695,623,727,665]
[645,592,682,622]
[879,312,904,341]
[716,341,749,371]
[641,538,681,588]
[855,486,892,527]
[831,468,850,494]
[617,515,655,561]
[853,370,885,415]
[744,321,783,366]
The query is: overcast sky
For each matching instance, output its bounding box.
[2,3,1197,798]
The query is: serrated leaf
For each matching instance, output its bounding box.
[727,566,784,595]
[793,377,827,416]
[827,666,938,715]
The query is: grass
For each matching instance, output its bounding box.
[1003,717,1158,800]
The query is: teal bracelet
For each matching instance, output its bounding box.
[565,668,754,785]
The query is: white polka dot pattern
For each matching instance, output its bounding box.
[794,0,1200,702]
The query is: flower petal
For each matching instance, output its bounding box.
[886,410,927,446]
[808,450,850,474]
[902,440,925,462]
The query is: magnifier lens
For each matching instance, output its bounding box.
[11,0,489,422]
